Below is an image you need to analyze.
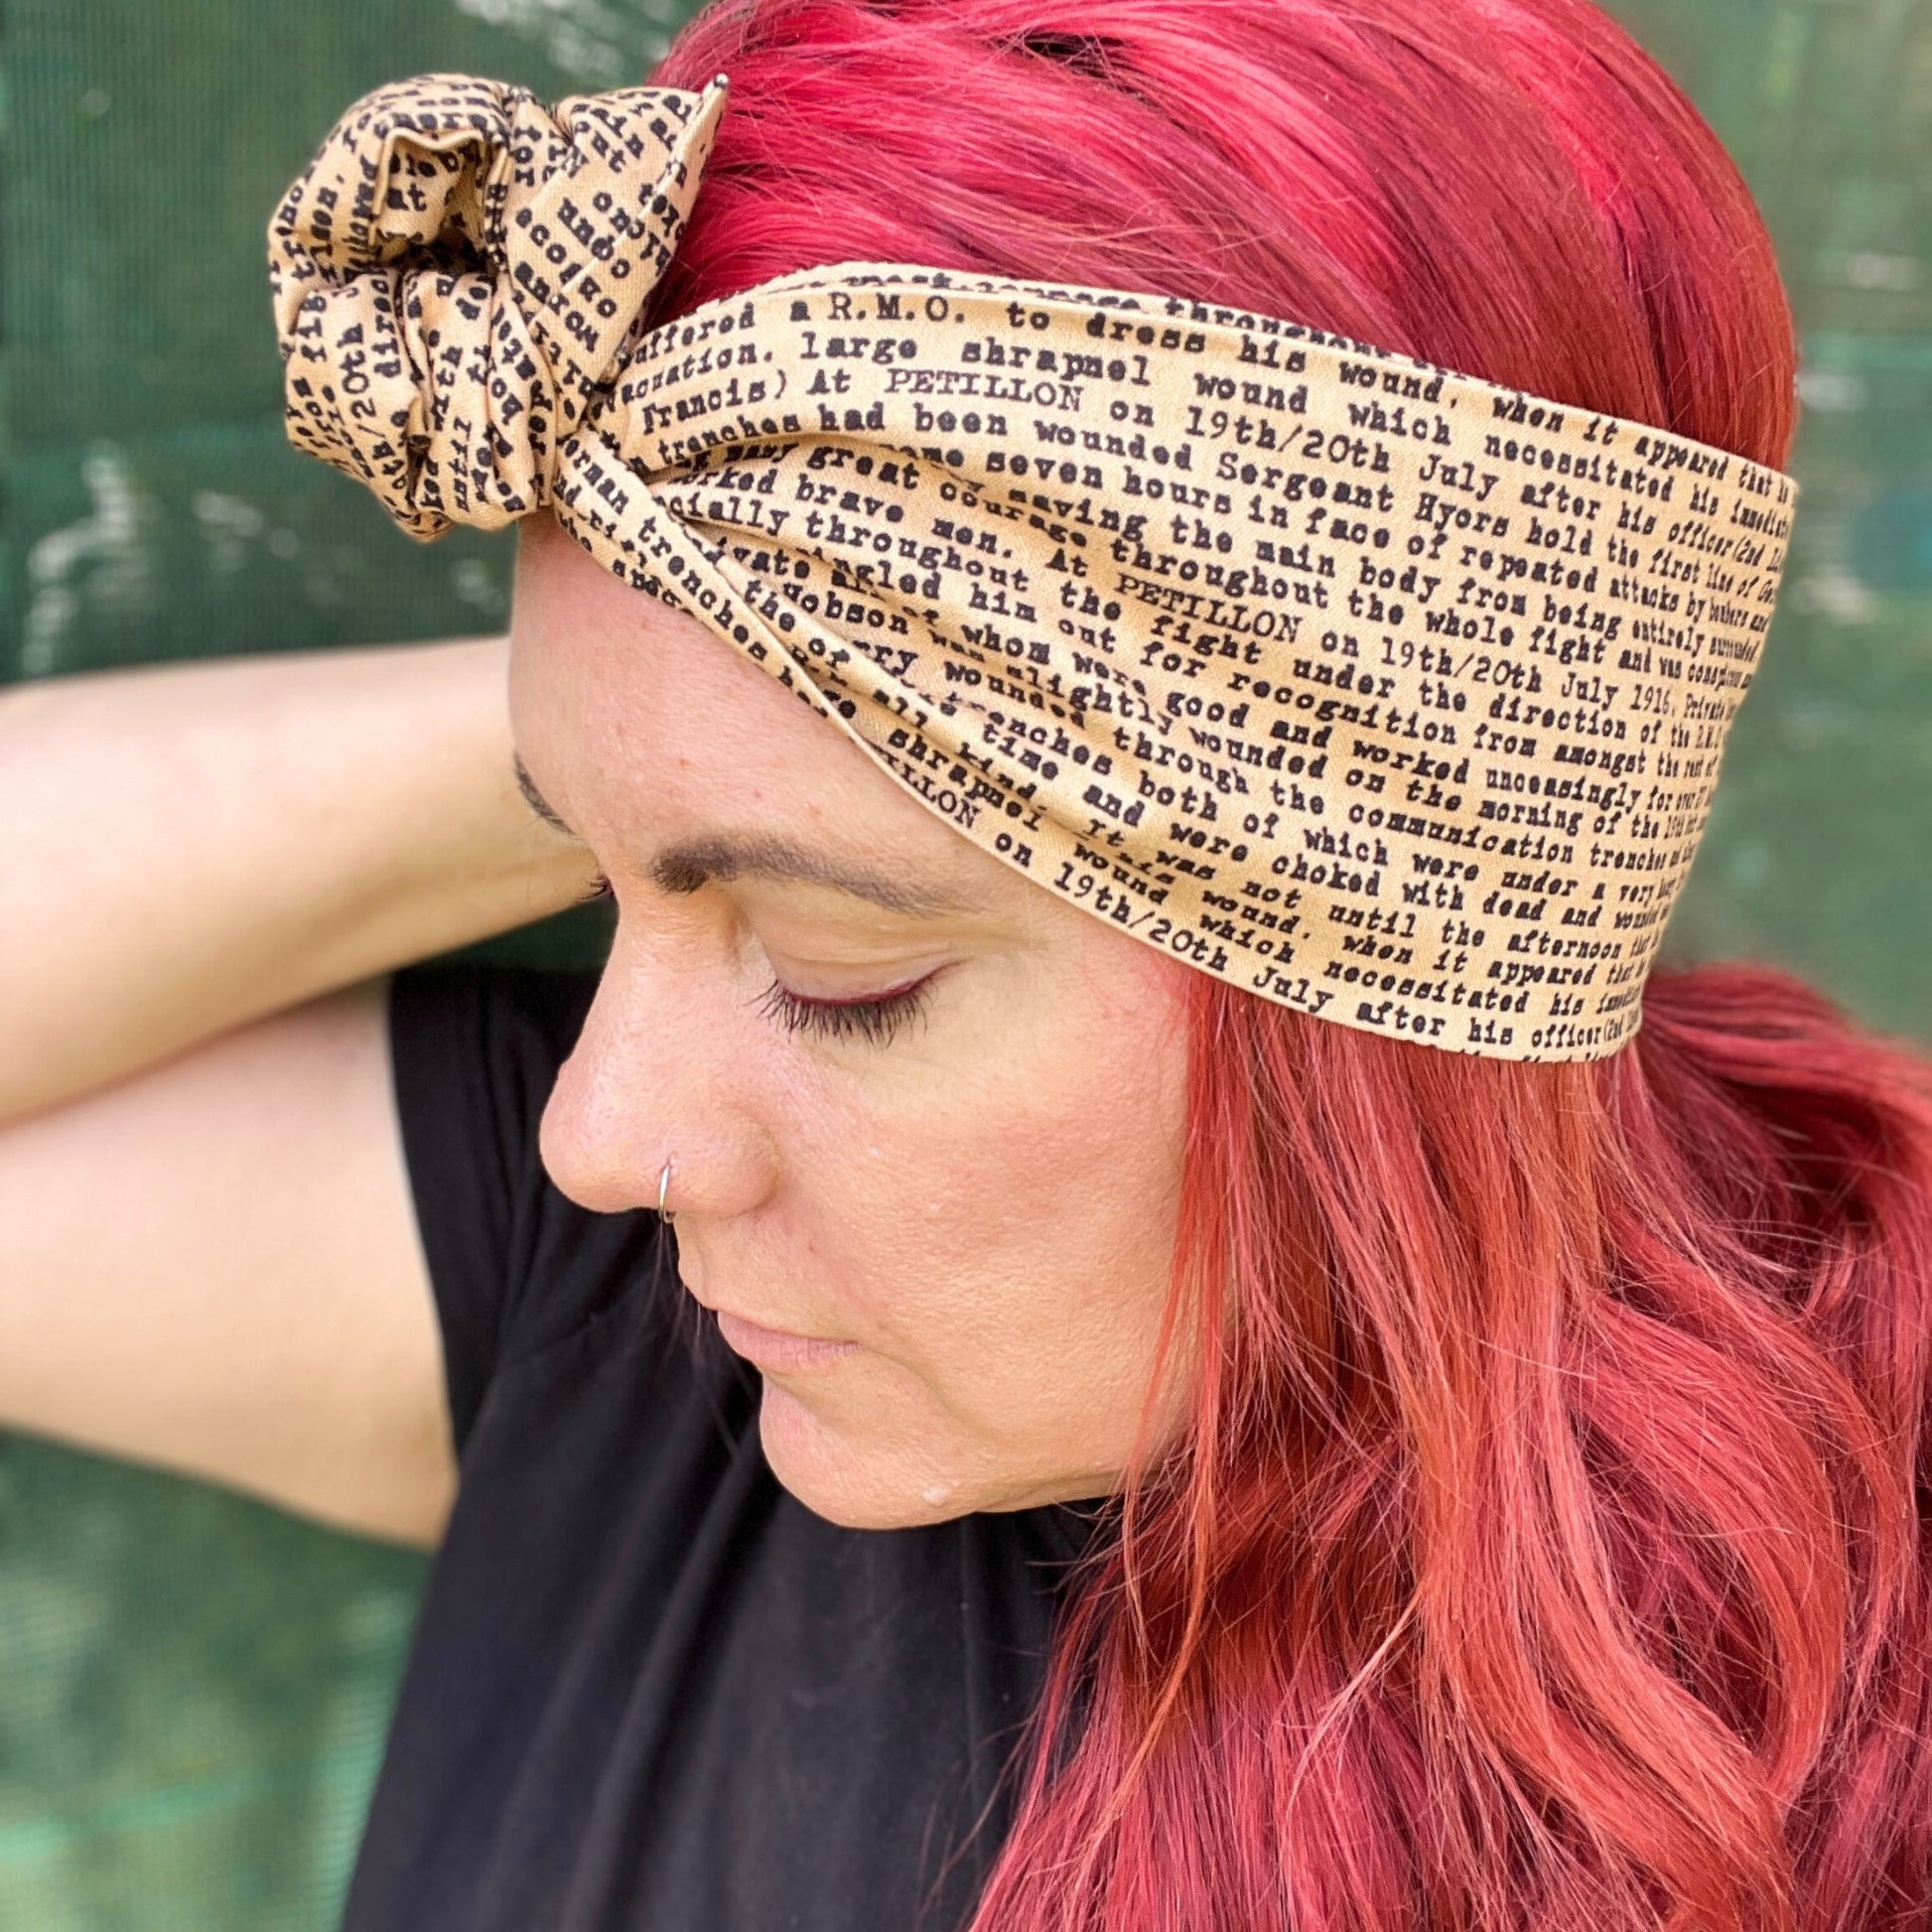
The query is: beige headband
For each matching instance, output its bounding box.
[268,71,1799,1061]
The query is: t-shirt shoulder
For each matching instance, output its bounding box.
[384,960,674,1456]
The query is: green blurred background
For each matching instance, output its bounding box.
[1,0,1927,1924]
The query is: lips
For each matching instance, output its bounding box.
[713,1308,860,1373]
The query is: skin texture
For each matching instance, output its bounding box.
[507,510,1197,1530]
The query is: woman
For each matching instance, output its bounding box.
[3,1,1928,1928]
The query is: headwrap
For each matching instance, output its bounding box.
[268,71,1799,1062]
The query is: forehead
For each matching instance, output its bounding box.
[505,514,1017,907]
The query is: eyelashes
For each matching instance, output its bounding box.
[575,872,936,1049]
[754,974,935,1049]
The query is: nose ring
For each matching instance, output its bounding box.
[656,1157,675,1224]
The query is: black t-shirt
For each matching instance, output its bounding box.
[340,963,1115,1932]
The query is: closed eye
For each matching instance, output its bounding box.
[572,870,938,1047]
[754,975,936,1049]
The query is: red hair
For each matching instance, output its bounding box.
[643,2,1932,1925]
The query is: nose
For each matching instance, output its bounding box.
[535,936,777,1223]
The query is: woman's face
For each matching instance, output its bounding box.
[508,512,1196,1530]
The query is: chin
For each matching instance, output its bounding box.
[755,1381,978,1530]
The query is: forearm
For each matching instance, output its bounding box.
[0,635,601,1121]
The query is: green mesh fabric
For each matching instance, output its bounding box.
[0,0,1927,1924]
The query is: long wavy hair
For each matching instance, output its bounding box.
[643,2,1932,1925]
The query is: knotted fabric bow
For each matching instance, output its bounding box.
[267,71,728,533]
[269,71,1801,1063]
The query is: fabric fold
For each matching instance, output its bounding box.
[267,71,729,533]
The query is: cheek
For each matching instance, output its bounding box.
[803,951,1192,1432]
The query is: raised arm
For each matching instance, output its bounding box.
[0,634,602,1544]
[0,634,599,1123]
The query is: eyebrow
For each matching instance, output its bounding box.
[512,753,982,920]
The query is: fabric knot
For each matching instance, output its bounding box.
[267,70,729,537]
